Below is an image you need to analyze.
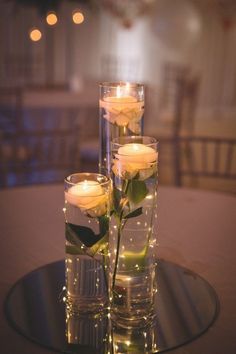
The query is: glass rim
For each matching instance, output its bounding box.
[99,81,144,89]
[64,172,111,187]
[112,136,158,147]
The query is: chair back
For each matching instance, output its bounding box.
[174,136,236,191]
[0,106,80,188]
[159,62,200,137]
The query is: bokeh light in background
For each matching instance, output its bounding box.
[72,11,84,24]
[46,12,58,26]
[29,28,42,42]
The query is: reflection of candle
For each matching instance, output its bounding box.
[100,84,144,127]
[65,180,105,210]
[117,143,157,163]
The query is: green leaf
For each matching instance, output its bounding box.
[88,233,109,257]
[127,179,148,204]
[124,207,143,219]
[65,244,84,255]
[65,224,87,255]
[65,223,109,257]
[113,187,122,212]
[98,215,109,238]
[122,248,148,273]
[66,223,98,248]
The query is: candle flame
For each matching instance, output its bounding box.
[82,180,88,190]
[133,144,140,151]
[116,85,121,98]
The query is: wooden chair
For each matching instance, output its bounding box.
[173,136,236,192]
[0,106,80,188]
[156,62,200,186]
[0,87,23,132]
[159,62,200,137]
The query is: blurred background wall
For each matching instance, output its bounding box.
[0,0,236,192]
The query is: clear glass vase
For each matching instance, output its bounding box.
[99,82,145,176]
[64,173,111,314]
[109,136,158,328]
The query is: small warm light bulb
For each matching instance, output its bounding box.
[72,11,84,24]
[29,28,42,42]
[46,12,58,26]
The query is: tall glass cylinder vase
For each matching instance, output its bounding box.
[99,82,145,176]
[64,173,111,314]
[109,136,158,328]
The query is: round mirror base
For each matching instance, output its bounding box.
[5,259,219,353]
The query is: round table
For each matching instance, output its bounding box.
[0,184,236,353]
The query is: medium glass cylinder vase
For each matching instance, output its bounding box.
[99,82,145,176]
[109,136,158,328]
[64,172,111,314]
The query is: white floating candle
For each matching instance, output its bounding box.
[100,84,144,128]
[117,143,157,163]
[113,143,158,180]
[65,180,105,210]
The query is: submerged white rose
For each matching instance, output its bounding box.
[65,181,108,217]
[100,97,144,133]
[112,143,158,180]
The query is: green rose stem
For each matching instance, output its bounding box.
[112,223,122,292]
[111,180,130,294]
[63,210,110,302]
[118,124,127,137]
[111,175,153,296]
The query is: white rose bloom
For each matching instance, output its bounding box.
[100,98,144,132]
[65,182,108,217]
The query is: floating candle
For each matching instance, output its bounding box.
[65,180,106,211]
[100,84,144,127]
[113,143,157,180]
[117,143,157,163]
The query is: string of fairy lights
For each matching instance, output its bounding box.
[29,9,85,42]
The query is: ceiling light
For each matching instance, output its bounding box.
[46,12,58,26]
[29,28,42,42]
[72,11,84,24]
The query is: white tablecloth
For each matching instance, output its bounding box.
[0,185,236,353]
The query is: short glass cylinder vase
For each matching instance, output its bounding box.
[64,173,111,314]
[109,136,158,328]
[99,82,144,176]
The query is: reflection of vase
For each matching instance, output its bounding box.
[64,173,111,314]
[111,320,159,353]
[110,136,158,328]
[99,82,144,176]
[65,309,108,351]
